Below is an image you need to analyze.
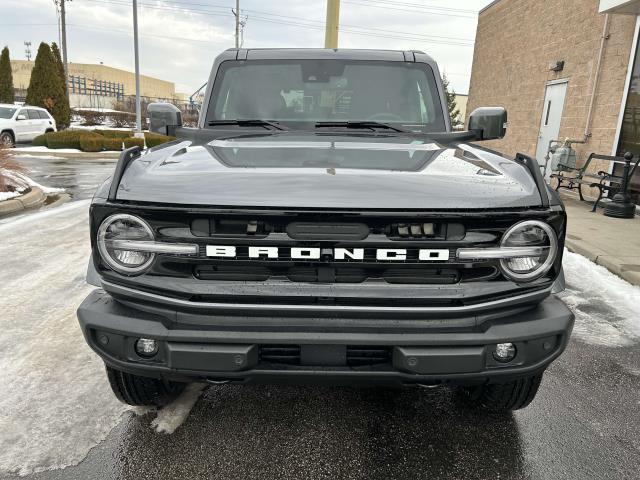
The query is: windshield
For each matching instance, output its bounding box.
[207,60,446,132]
[0,107,18,119]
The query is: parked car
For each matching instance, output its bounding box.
[78,48,574,412]
[0,104,57,147]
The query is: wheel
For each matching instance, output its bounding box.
[0,131,14,147]
[106,365,186,407]
[456,373,543,412]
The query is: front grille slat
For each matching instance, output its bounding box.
[193,264,497,284]
[260,345,301,365]
[259,345,392,367]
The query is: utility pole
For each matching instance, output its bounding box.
[324,0,340,49]
[24,42,32,61]
[133,0,142,135]
[233,0,240,48]
[60,0,69,81]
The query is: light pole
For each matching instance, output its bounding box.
[233,0,240,48]
[132,0,142,136]
[324,0,340,49]
[53,1,70,81]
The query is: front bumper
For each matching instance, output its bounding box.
[77,289,574,386]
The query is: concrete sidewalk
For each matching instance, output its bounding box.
[562,193,640,286]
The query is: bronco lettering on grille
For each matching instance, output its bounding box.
[205,246,450,261]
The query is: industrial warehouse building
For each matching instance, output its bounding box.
[10,60,186,109]
[467,0,640,207]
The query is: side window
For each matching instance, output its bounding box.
[38,110,50,120]
[27,109,41,120]
[17,109,28,119]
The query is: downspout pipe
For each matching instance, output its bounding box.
[585,13,611,141]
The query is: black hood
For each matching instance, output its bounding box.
[113,133,542,209]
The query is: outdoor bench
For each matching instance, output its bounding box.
[550,152,639,212]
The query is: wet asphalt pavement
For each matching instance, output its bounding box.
[1,155,640,479]
[9,154,117,201]
[11,343,640,480]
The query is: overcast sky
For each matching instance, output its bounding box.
[2,0,493,95]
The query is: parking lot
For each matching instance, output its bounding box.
[1,156,640,480]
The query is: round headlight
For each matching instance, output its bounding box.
[499,220,558,281]
[97,213,155,275]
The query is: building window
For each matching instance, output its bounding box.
[617,29,640,205]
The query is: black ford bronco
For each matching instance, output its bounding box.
[78,48,574,411]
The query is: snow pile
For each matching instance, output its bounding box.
[561,250,640,347]
[12,146,82,154]
[0,168,28,200]
[151,384,205,434]
[0,190,22,201]
[12,154,65,160]
[1,169,65,195]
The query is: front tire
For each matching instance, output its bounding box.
[0,131,15,147]
[456,373,543,412]
[106,366,186,407]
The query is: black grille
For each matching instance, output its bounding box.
[259,345,301,365]
[194,264,497,284]
[346,346,392,366]
[258,345,392,367]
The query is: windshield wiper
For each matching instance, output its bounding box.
[207,119,289,130]
[315,121,410,133]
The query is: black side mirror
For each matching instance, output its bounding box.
[468,107,507,141]
[148,103,182,135]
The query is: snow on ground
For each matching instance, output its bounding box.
[69,124,134,132]
[12,154,65,160]
[73,107,125,113]
[0,201,202,476]
[1,170,65,195]
[151,384,206,434]
[561,249,640,347]
[0,191,22,201]
[0,201,129,476]
[13,146,82,154]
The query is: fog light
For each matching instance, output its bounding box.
[135,338,159,357]
[493,343,517,363]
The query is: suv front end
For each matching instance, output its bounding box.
[79,196,573,410]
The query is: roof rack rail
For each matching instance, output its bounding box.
[515,152,549,208]
[107,146,142,201]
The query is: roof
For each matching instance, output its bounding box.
[480,0,502,14]
[225,48,436,64]
[0,103,45,109]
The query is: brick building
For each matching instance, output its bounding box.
[467,0,640,206]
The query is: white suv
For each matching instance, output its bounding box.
[0,104,57,147]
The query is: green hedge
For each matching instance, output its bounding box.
[102,138,124,151]
[79,136,104,152]
[95,129,132,139]
[145,132,175,148]
[46,131,102,150]
[123,137,145,149]
[32,134,49,147]
[32,129,174,152]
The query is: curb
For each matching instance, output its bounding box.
[11,149,121,159]
[0,187,46,217]
[565,238,640,287]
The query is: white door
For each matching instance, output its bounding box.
[13,109,32,141]
[27,109,46,139]
[535,81,568,177]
